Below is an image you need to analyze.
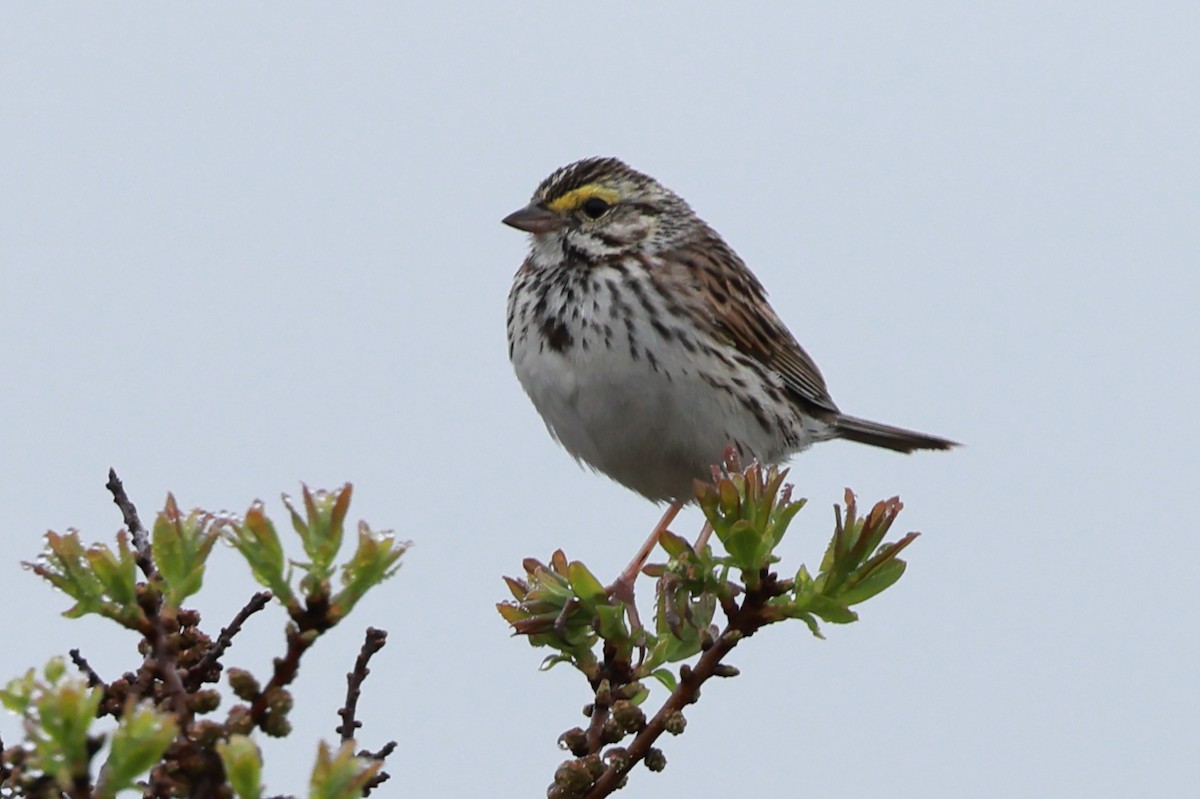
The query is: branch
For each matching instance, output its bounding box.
[580,576,774,799]
[150,610,191,721]
[336,627,388,742]
[106,467,156,580]
[357,741,396,762]
[246,622,313,728]
[185,592,272,691]
[68,648,105,688]
[358,742,397,797]
[361,768,392,797]
[102,472,188,721]
[584,699,611,755]
[335,629,397,797]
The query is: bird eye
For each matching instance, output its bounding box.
[580,197,610,219]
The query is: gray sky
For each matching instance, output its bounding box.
[2,3,1197,797]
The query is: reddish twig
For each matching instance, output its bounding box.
[584,699,611,754]
[246,623,312,726]
[244,592,337,729]
[579,574,779,799]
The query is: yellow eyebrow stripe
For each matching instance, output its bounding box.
[546,185,620,214]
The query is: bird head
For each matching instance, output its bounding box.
[503,157,699,261]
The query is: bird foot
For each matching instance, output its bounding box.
[607,571,642,631]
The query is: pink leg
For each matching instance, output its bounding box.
[609,499,685,626]
[622,500,684,582]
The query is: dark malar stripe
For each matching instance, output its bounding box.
[539,317,574,354]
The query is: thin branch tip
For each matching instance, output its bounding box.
[335,627,390,741]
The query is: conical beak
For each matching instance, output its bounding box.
[502,202,565,234]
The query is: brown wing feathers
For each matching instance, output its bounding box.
[677,242,840,415]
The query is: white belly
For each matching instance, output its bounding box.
[510,314,816,501]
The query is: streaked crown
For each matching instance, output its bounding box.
[513,157,703,259]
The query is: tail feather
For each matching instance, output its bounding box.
[833,414,958,454]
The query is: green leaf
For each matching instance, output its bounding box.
[217,735,263,799]
[285,484,352,584]
[655,625,703,664]
[567,561,607,607]
[496,602,527,625]
[858,532,920,580]
[84,534,138,608]
[796,612,825,639]
[627,681,650,706]
[718,479,741,516]
[658,530,692,558]
[767,498,806,548]
[594,603,630,642]
[309,740,382,799]
[806,594,858,625]
[695,482,720,522]
[44,657,66,684]
[331,522,408,622]
[29,531,128,621]
[32,677,103,792]
[152,495,219,609]
[839,559,907,606]
[794,564,814,593]
[722,521,761,571]
[0,668,37,714]
[649,668,677,693]
[223,502,294,605]
[100,703,179,799]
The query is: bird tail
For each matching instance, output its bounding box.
[833,414,958,454]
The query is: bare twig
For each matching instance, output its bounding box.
[357,741,397,762]
[68,648,105,688]
[106,468,156,579]
[337,630,397,798]
[104,472,187,720]
[336,627,388,741]
[358,741,398,796]
[185,592,272,691]
[361,769,392,796]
